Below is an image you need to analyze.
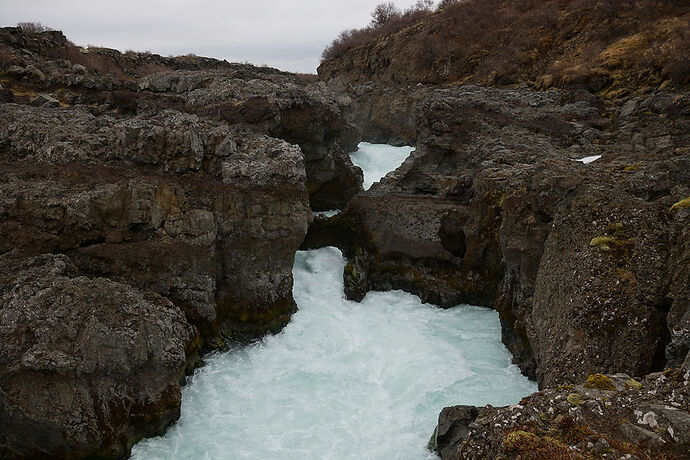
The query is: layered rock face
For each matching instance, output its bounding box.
[0,104,310,458]
[0,27,362,458]
[306,85,690,390]
[306,82,690,458]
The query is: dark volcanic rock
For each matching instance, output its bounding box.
[0,26,364,210]
[529,185,672,386]
[428,405,480,460]
[0,103,311,457]
[0,26,359,457]
[0,103,312,343]
[139,70,363,209]
[0,252,197,459]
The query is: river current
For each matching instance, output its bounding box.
[131,144,536,460]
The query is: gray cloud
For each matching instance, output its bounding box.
[0,0,424,73]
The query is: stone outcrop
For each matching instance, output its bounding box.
[0,104,312,343]
[0,253,197,459]
[0,26,364,458]
[305,85,690,390]
[137,70,363,209]
[0,26,363,210]
[430,370,690,459]
[0,102,311,457]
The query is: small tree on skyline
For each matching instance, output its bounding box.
[371,2,401,25]
[16,22,52,34]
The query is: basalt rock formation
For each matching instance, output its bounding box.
[304,83,690,458]
[305,85,690,390]
[0,253,198,459]
[0,27,363,458]
[0,26,363,210]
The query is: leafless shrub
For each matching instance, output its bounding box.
[321,1,438,61]
[437,0,459,8]
[16,22,52,34]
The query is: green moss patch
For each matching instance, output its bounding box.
[589,236,616,251]
[502,430,571,459]
[671,197,690,211]
[567,393,585,406]
[584,373,617,391]
[625,378,643,389]
[344,262,361,283]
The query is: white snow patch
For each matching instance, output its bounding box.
[574,155,602,164]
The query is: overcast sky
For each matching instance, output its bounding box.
[0,0,427,73]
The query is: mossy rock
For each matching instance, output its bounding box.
[590,235,616,250]
[605,222,624,233]
[663,367,684,380]
[584,373,617,391]
[427,425,438,452]
[502,430,569,457]
[671,197,690,211]
[502,430,537,449]
[567,393,585,406]
[625,378,643,389]
[344,262,361,283]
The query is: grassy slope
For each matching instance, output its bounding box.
[318,0,690,97]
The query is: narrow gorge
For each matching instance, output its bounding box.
[1,0,689,457]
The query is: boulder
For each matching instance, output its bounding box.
[0,252,197,459]
[432,371,689,459]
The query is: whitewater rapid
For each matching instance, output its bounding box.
[131,143,537,459]
[349,142,414,190]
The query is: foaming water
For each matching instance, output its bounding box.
[313,209,341,217]
[132,247,536,460]
[349,142,414,190]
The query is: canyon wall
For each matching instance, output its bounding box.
[0,27,362,458]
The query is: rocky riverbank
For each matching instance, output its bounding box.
[306,81,689,457]
[429,369,689,459]
[0,27,362,458]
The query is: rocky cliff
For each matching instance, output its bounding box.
[0,26,363,210]
[313,10,690,448]
[304,80,690,456]
[306,84,689,389]
[0,27,362,458]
